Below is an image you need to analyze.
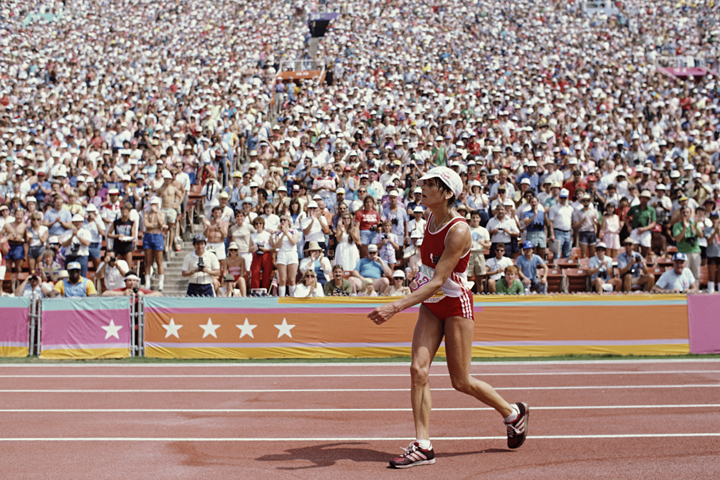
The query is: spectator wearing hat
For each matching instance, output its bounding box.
[383,189,409,246]
[626,190,657,258]
[408,206,427,238]
[522,195,551,260]
[651,253,698,294]
[50,262,97,298]
[548,188,574,259]
[617,238,655,292]
[143,197,167,290]
[108,202,137,268]
[572,193,600,259]
[103,274,161,297]
[324,264,355,297]
[516,241,548,294]
[182,234,220,297]
[249,216,275,292]
[672,205,703,282]
[61,213,92,277]
[384,269,411,296]
[704,212,720,293]
[489,168,515,202]
[494,265,524,295]
[588,242,622,293]
[222,242,247,297]
[351,243,392,294]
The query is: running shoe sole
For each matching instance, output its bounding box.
[390,458,436,469]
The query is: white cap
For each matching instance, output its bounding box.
[389,190,399,197]
[559,188,570,198]
[417,167,463,197]
[150,197,162,205]
[71,214,84,222]
[307,201,318,209]
[86,204,98,212]
[392,270,406,278]
[520,178,531,185]
[162,170,172,179]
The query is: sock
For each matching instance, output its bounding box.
[288,285,296,296]
[708,282,715,293]
[158,275,165,289]
[279,286,286,297]
[145,275,151,288]
[504,404,520,424]
[416,439,431,449]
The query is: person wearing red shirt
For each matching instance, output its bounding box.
[354,195,381,257]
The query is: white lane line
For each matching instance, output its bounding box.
[0,384,717,393]
[0,359,719,367]
[0,433,718,441]
[2,370,720,378]
[0,404,718,413]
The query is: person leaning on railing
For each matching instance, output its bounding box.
[102,274,161,297]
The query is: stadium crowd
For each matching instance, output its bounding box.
[0,0,719,298]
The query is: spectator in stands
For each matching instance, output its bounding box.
[302,200,330,256]
[182,234,220,297]
[672,206,703,282]
[351,244,392,294]
[204,206,229,263]
[572,193,600,259]
[299,241,332,288]
[222,243,247,297]
[600,202,622,260]
[627,190,657,259]
[97,251,130,293]
[588,242,622,293]
[487,201,518,258]
[617,238,655,292]
[516,241,548,294]
[354,195,381,257]
[103,273,161,297]
[375,220,400,271]
[485,243,513,293]
[142,197,166,291]
[3,208,26,286]
[494,265,524,295]
[108,203,137,268]
[44,195,72,239]
[249,216,274,292]
[522,196,550,260]
[385,270,411,296]
[468,210,491,292]
[651,253,699,294]
[25,212,48,274]
[324,264,355,297]
[704,212,720,293]
[61,214,92,277]
[84,205,106,273]
[271,216,299,297]
[14,270,52,299]
[549,188,574,260]
[50,262,97,298]
[294,269,324,298]
[334,211,360,272]
[217,274,242,297]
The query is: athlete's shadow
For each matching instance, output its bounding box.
[256,443,511,470]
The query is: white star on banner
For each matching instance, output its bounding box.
[162,318,183,339]
[101,319,123,340]
[199,318,221,338]
[274,318,295,339]
[236,318,257,339]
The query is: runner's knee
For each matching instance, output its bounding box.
[410,362,430,384]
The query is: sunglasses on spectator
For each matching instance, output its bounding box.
[305,274,316,278]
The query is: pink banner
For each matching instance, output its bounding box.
[40,298,132,357]
[0,299,30,356]
[687,295,720,354]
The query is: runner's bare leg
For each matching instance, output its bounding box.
[444,315,513,417]
[409,306,444,441]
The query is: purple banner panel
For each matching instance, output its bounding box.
[687,294,720,354]
[40,297,131,357]
[0,298,31,356]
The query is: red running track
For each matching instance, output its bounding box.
[0,360,719,479]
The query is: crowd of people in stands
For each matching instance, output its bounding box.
[0,0,719,298]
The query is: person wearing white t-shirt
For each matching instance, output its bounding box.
[61,214,92,277]
[485,243,513,293]
[468,210,491,292]
[651,253,698,293]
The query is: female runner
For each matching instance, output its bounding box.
[368,167,529,469]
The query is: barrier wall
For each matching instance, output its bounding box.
[39,297,133,359]
[688,294,720,354]
[0,297,31,357]
[143,295,691,359]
